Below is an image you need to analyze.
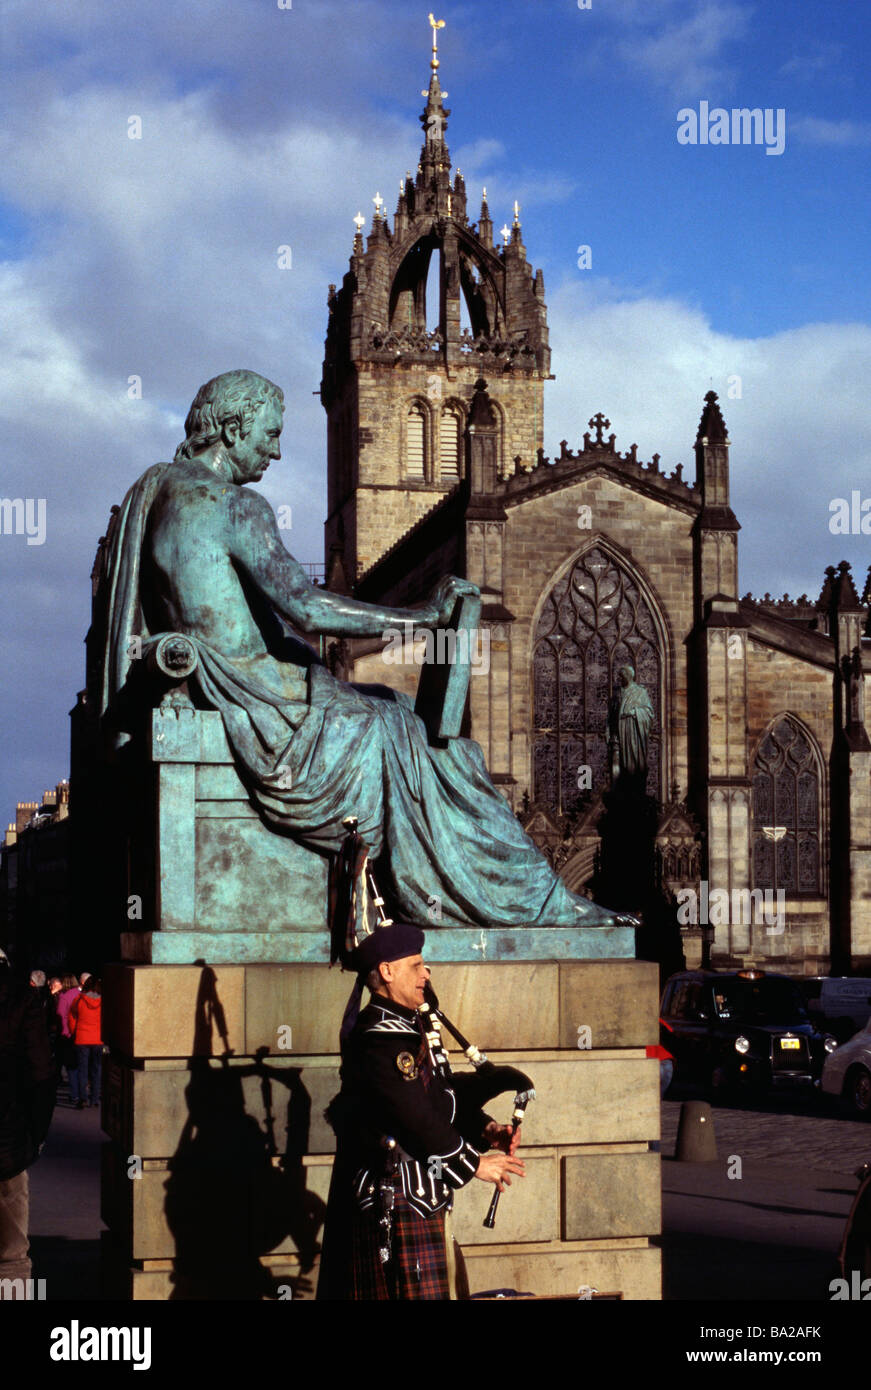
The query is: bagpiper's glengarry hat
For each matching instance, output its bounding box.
[340,922,426,1042]
[351,922,425,975]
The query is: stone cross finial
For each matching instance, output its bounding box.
[500,223,510,244]
[353,212,365,233]
[513,199,521,225]
[589,412,611,444]
[372,192,384,217]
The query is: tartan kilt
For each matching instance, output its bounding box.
[349,1190,450,1300]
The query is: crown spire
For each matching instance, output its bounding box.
[418,13,451,184]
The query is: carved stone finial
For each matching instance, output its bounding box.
[832,559,861,610]
[696,389,728,445]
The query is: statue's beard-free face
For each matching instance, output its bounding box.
[226,399,284,483]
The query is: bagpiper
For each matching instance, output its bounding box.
[317,922,525,1300]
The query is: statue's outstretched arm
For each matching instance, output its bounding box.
[228,487,474,637]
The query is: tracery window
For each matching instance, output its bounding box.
[439,405,463,478]
[752,716,821,894]
[532,546,662,813]
[406,404,426,478]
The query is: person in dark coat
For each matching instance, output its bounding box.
[318,923,524,1300]
[0,959,56,1297]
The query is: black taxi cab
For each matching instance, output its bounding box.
[660,968,838,1092]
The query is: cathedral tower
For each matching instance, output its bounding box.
[321,17,550,584]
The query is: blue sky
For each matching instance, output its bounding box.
[1,0,870,824]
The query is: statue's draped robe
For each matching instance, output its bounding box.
[101,463,614,928]
[617,681,654,778]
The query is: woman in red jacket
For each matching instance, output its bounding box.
[69,980,102,1110]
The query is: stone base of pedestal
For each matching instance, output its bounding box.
[101,958,662,1300]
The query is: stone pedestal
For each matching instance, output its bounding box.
[100,957,662,1300]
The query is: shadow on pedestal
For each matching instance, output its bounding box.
[163,966,326,1299]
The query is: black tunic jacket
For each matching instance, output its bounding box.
[331,996,489,1218]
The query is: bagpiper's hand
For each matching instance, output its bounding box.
[483,1121,521,1155]
[474,1150,525,1193]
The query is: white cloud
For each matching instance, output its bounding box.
[546,278,871,600]
[779,44,844,81]
[792,117,871,147]
[616,1,751,97]
[452,138,506,173]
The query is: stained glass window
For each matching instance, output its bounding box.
[752,716,821,893]
[532,546,662,812]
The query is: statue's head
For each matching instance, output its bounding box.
[174,370,285,482]
[618,664,635,687]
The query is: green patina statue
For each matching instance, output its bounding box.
[610,665,655,788]
[101,369,620,930]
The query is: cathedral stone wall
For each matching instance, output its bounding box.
[345,365,544,579]
[745,640,832,755]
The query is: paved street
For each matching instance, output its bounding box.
[28,1093,103,1302]
[659,1089,870,1301]
[23,1083,871,1302]
[661,1090,871,1174]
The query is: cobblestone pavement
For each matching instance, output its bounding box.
[661,1091,871,1175]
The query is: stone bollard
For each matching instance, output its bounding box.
[674,1100,718,1161]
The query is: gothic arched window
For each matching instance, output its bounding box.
[439,405,463,478]
[406,403,426,479]
[532,546,662,814]
[752,716,821,894]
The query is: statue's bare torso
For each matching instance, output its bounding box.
[146,466,286,658]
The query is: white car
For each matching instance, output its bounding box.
[821,1018,871,1118]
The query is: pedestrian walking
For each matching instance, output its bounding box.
[70,979,102,1110]
[55,976,82,1103]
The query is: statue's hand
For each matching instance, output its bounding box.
[429,575,480,626]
